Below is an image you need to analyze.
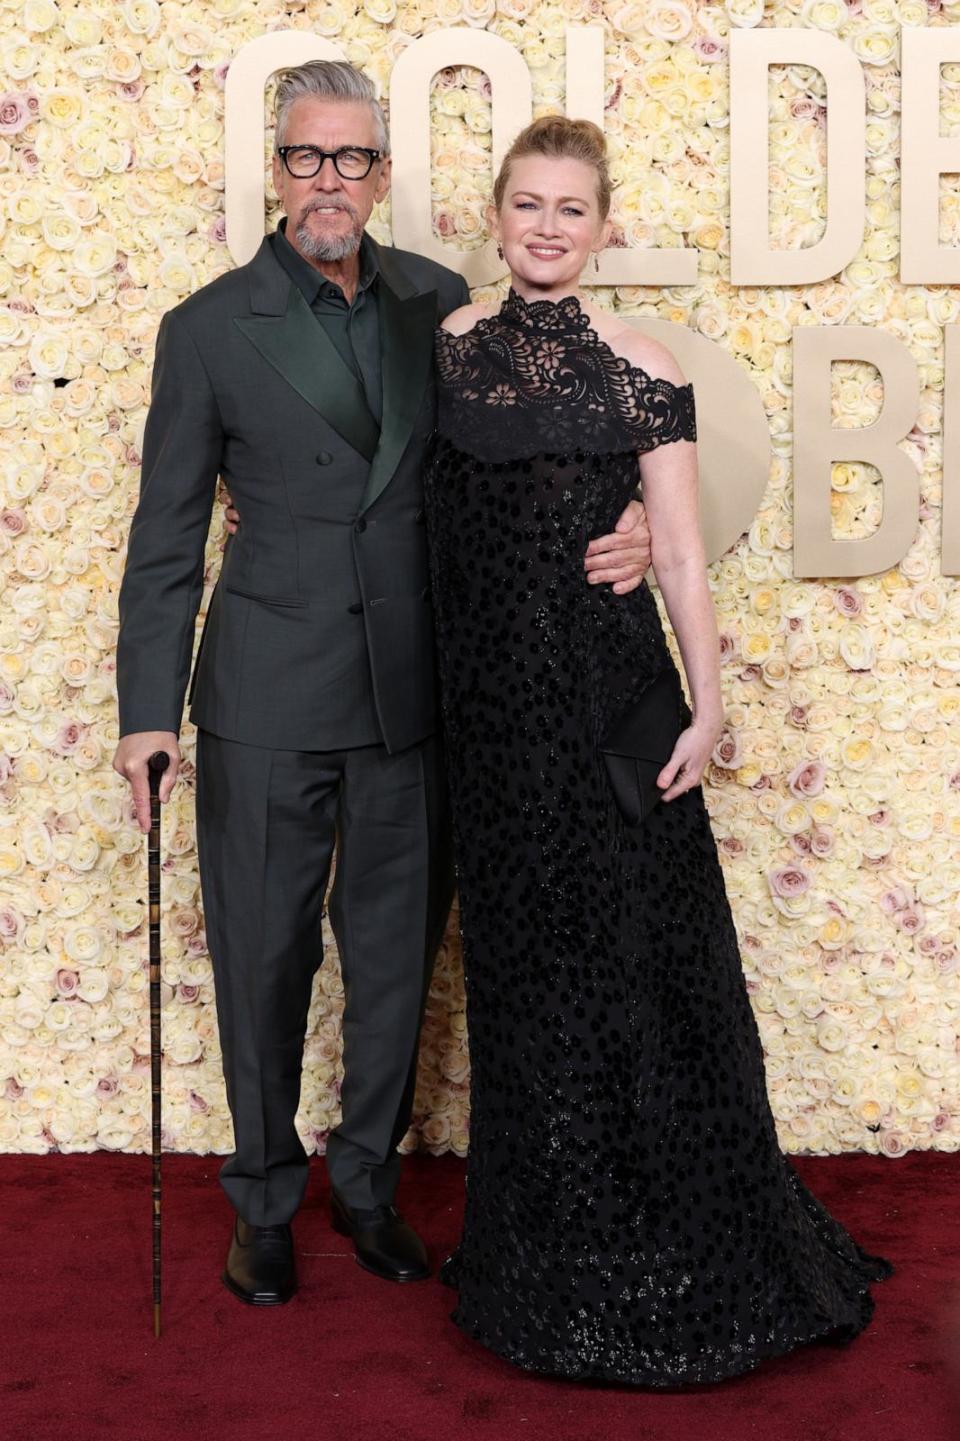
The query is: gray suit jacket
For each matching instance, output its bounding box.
[116,234,469,753]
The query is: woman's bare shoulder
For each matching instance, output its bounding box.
[587,307,688,387]
[440,302,498,336]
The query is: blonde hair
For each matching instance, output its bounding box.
[492,116,611,220]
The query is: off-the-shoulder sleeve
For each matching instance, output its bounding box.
[613,368,697,454]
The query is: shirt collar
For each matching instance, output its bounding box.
[273,216,380,305]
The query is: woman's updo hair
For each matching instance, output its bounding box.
[492,116,612,221]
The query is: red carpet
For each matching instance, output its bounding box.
[3,1150,958,1441]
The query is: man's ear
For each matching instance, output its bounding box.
[375,155,392,204]
[271,152,284,204]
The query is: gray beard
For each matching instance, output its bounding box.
[295,208,363,262]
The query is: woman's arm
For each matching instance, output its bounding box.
[613,331,725,796]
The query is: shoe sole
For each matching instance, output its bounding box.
[221,1271,296,1306]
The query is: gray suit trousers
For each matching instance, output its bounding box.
[195,728,453,1224]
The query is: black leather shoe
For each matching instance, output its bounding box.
[330,1191,430,1282]
[222,1216,297,1305]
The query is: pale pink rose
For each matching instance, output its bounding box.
[786,616,804,632]
[868,808,892,826]
[125,445,141,466]
[0,754,12,782]
[118,80,145,101]
[790,833,812,856]
[939,951,960,975]
[0,681,16,714]
[810,826,834,857]
[188,1090,209,1112]
[878,1131,907,1158]
[11,374,33,393]
[712,729,742,768]
[435,211,455,238]
[56,968,79,997]
[717,631,738,662]
[932,1112,950,1132]
[5,1077,24,1100]
[1,508,26,535]
[0,93,32,136]
[879,885,911,914]
[751,773,772,790]
[7,299,33,314]
[178,984,200,1004]
[185,932,208,958]
[896,906,926,934]
[207,216,226,244]
[0,906,22,940]
[789,705,808,728]
[740,664,762,683]
[948,769,960,791]
[787,760,826,798]
[917,934,941,955]
[214,60,230,88]
[768,865,811,898]
[170,907,199,937]
[789,98,822,121]
[19,148,39,175]
[720,836,744,856]
[833,586,863,618]
[54,720,85,755]
[312,1129,329,1155]
[693,35,726,62]
[96,1076,118,1096]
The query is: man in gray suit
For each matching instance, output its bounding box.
[113,60,651,1307]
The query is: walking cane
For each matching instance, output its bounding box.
[147,750,170,1339]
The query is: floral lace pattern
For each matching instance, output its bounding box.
[434,288,697,463]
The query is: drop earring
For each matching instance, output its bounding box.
[497,243,504,259]
[593,252,600,273]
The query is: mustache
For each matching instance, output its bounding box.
[300,198,359,221]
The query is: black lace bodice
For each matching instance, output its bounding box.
[433,287,697,463]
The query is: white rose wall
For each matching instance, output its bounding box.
[0,0,958,1164]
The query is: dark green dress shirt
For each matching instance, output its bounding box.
[271,216,382,426]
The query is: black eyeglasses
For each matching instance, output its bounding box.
[277,145,382,180]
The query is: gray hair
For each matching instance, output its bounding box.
[273,61,390,157]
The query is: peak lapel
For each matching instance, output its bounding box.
[234,251,379,463]
[359,275,438,513]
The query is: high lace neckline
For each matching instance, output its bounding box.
[498,286,593,335]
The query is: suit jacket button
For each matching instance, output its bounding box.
[354,518,366,533]
[316,451,333,465]
[347,602,363,615]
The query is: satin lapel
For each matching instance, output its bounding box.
[233,282,380,463]
[359,280,437,512]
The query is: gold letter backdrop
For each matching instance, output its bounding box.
[0,0,958,1162]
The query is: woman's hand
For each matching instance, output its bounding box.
[656,712,724,802]
[217,482,240,546]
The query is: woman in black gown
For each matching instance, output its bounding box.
[424,116,891,1386]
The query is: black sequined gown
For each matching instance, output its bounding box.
[423,289,891,1387]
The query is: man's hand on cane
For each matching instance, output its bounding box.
[113,732,181,833]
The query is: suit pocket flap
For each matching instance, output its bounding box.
[225,583,306,608]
